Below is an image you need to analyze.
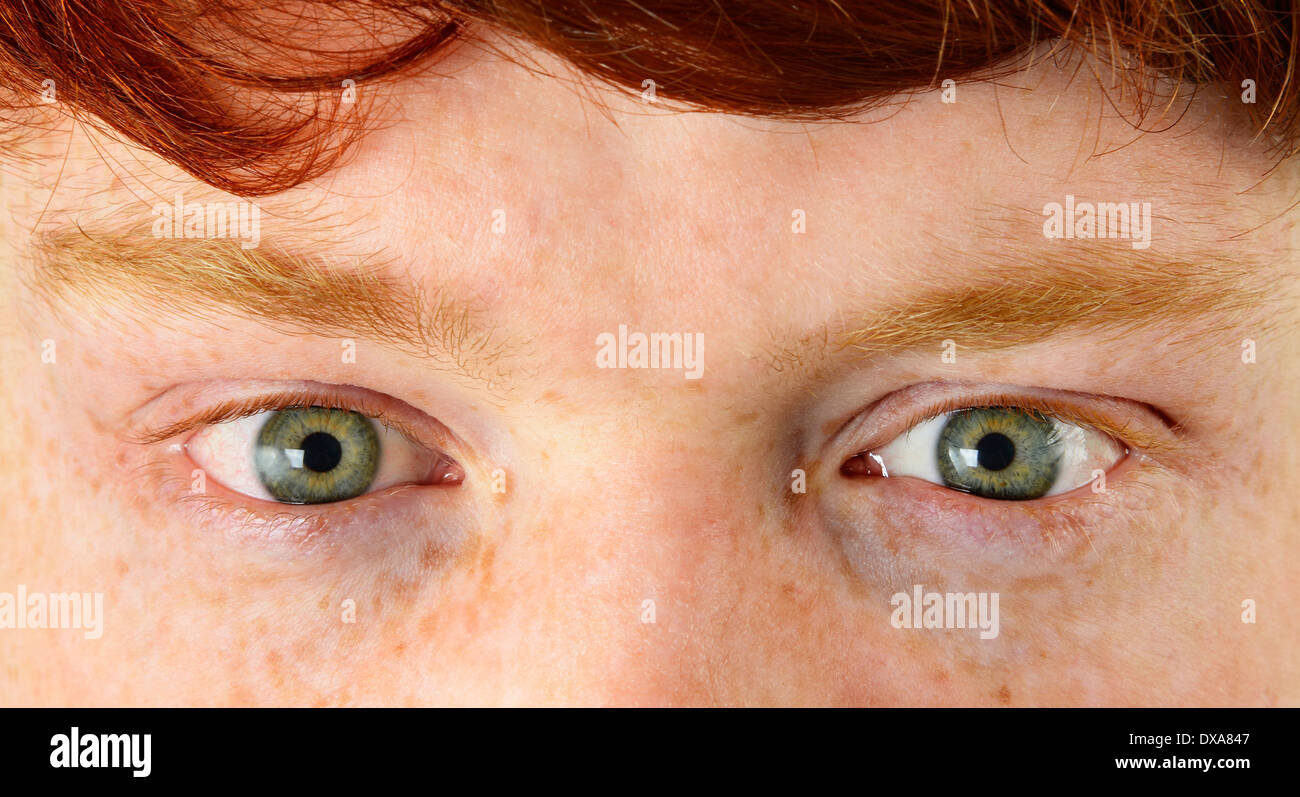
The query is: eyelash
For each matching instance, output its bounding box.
[141,387,428,447]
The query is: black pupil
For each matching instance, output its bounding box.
[300,432,343,472]
[976,432,1015,471]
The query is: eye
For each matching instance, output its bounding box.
[187,405,462,504]
[842,406,1126,500]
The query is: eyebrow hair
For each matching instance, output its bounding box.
[765,244,1289,370]
[27,230,515,388]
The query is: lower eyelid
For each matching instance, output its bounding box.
[823,451,1162,576]
[150,446,475,553]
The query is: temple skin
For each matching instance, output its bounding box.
[0,35,1296,706]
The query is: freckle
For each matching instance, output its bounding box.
[997,684,1012,705]
[1251,447,1267,473]
[420,540,449,571]
[393,642,406,656]
[540,390,562,403]
[318,595,329,610]
[383,568,423,606]
[115,559,129,576]
[265,650,286,690]
[734,411,758,426]
[932,668,950,683]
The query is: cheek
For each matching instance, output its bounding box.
[807,458,1258,704]
[0,350,145,700]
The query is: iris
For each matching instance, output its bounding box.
[254,407,380,503]
[936,407,1061,500]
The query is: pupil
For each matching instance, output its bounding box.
[300,432,343,473]
[975,432,1015,471]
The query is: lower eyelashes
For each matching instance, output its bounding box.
[823,452,1172,582]
[138,449,478,556]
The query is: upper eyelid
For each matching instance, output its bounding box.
[124,384,448,457]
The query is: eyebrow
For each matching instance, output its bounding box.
[27,230,515,388]
[767,244,1287,370]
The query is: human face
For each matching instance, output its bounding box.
[1,36,1296,705]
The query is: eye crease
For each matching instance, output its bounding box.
[186,401,465,505]
[841,405,1128,501]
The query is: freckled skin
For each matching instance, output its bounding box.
[0,40,1297,706]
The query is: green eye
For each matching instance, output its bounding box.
[253,407,381,504]
[936,407,1061,500]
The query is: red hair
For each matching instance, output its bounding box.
[1,1,1295,195]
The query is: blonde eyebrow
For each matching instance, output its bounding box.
[26,230,514,388]
[766,244,1289,370]
[844,254,1281,353]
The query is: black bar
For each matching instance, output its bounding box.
[0,708,1289,784]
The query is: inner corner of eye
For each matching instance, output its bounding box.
[840,451,886,478]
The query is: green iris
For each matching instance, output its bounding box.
[936,407,1061,500]
[254,407,380,504]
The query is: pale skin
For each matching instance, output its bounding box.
[0,33,1296,706]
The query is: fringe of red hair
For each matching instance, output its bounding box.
[1,1,1295,195]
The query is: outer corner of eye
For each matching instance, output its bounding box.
[839,407,1127,502]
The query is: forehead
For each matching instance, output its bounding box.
[3,43,1292,308]
[325,46,1290,310]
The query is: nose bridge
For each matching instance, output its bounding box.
[499,410,775,703]
[530,419,749,583]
